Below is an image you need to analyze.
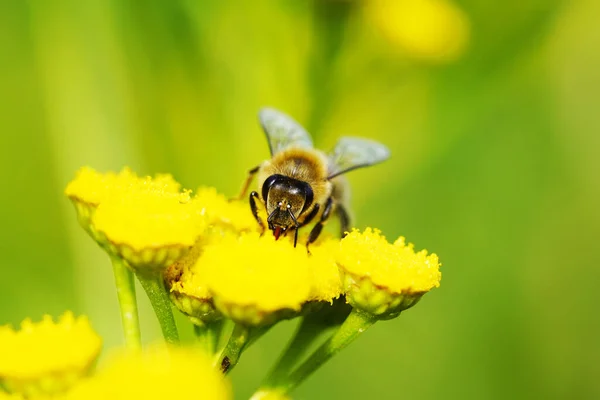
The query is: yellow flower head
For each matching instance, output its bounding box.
[164,233,222,326]
[65,167,184,249]
[64,345,231,400]
[65,167,132,239]
[365,0,470,63]
[0,312,102,397]
[337,228,441,318]
[303,235,344,304]
[93,187,204,273]
[201,232,316,326]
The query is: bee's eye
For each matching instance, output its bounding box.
[300,182,313,214]
[262,174,284,201]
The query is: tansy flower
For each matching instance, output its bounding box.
[200,232,342,327]
[305,236,344,304]
[0,312,102,397]
[337,228,441,318]
[93,188,204,273]
[164,232,223,327]
[64,167,181,243]
[202,232,313,326]
[254,229,441,394]
[364,0,470,63]
[63,345,231,400]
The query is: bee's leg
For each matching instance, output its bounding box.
[306,197,333,251]
[249,191,265,233]
[293,203,320,248]
[235,166,260,200]
[336,203,351,238]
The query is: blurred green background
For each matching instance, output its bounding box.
[2,0,599,399]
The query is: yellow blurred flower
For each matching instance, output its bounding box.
[64,345,231,400]
[365,0,470,63]
[337,228,441,318]
[0,392,23,400]
[0,312,102,397]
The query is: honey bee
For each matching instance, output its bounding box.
[238,107,390,248]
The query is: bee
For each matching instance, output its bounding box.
[238,107,390,248]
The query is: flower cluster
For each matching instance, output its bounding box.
[1,167,441,399]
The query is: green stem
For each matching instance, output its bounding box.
[110,256,141,350]
[217,323,271,374]
[136,272,179,344]
[272,308,377,393]
[193,319,224,355]
[262,317,325,387]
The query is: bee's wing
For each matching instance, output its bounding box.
[327,137,390,179]
[259,107,313,156]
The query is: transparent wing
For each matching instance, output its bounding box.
[259,107,313,155]
[327,137,390,179]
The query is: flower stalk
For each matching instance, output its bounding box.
[110,256,141,350]
[194,319,224,355]
[217,323,271,374]
[262,316,328,387]
[265,308,377,393]
[136,271,179,344]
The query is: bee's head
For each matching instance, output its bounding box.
[262,174,313,239]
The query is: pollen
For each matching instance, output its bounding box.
[64,345,231,400]
[338,228,441,295]
[0,312,102,397]
[201,232,313,325]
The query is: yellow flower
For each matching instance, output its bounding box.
[93,187,204,273]
[64,167,184,248]
[303,235,344,304]
[0,312,102,397]
[337,228,441,318]
[164,233,222,326]
[365,0,470,63]
[64,345,231,400]
[201,232,315,326]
